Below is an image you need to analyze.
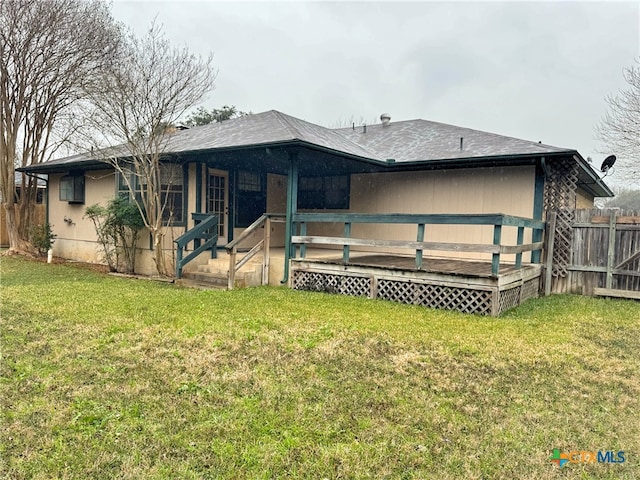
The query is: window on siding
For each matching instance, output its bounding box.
[235,170,265,227]
[116,164,184,225]
[299,175,349,209]
[59,174,85,203]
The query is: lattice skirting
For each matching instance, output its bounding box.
[291,271,370,297]
[291,269,540,316]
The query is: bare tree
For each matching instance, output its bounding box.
[596,61,640,184]
[87,22,216,276]
[0,0,121,254]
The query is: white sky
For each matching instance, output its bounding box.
[112,0,640,188]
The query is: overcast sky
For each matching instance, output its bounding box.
[112,1,639,188]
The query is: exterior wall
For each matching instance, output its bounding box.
[267,173,287,246]
[49,169,186,276]
[49,170,115,264]
[47,163,539,276]
[576,187,595,209]
[304,165,537,263]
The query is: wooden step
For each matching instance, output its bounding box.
[183,263,263,288]
[182,271,231,287]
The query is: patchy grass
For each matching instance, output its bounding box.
[1,255,639,479]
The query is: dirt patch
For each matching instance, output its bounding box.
[1,250,111,273]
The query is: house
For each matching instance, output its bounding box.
[19,110,612,314]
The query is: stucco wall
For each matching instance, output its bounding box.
[49,170,185,276]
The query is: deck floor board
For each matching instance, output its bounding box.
[304,254,536,279]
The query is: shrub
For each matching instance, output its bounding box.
[29,223,56,256]
[85,198,144,273]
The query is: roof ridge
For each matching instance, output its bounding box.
[271,110,382,159]
[270,110,304,140]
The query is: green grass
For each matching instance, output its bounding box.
[1,255,639,479]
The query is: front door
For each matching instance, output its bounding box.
[208,169,229,245]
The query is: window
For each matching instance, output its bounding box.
[59,174,85,203]
[116,163,184,225]
[235,170,265,227]
[299,175,349,209]
[160,164,184,224]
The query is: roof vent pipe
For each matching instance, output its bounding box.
[460,137,464,151]
[380,113,391,126]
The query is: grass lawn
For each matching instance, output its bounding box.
[1,255,639,479]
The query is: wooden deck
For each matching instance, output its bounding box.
[309,254,534,278]
[290,253,542,316]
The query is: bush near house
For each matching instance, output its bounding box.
[1,256,639,479]
[28,223,55,255]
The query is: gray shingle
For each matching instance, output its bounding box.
[336,119,571,162]
[21,109,574,171]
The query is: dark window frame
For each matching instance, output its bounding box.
[298,174,350,210]
[235,170,266,228]
[116,164,185,226]
[59,174,85,204]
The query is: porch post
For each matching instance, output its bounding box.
[281,151,299,284]
[195,162,202,213]
[531,161,545,263]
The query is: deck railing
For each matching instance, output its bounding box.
[225,213,286,289]
[174,213,218,278]
[291,213,545,277]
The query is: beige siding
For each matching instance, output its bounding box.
[267,173,287,246]
[305,166,537,262]
[576,188,595,209]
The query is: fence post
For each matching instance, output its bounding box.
[416,223,425,269]
[299,222,307,259]
[515,226,524,269]
[491,224,502,276]
[342,222,351,264]
[544,212,557,296]
[606,211,618,289]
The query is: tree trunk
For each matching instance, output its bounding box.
[3,203,35,254]
[152,229,171,277]
[17,198,35,241]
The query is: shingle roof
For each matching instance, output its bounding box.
[19,109,611,196]
[21,109,575,170]
[337,119,570,162]
[164,110,379,159]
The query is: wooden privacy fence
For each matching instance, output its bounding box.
[548,209,640,298]
[0,204,46,247]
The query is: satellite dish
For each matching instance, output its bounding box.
[600,155,616,173]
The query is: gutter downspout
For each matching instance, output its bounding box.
[24,172,49,224]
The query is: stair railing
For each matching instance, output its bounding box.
[174,213,218,279]
[225,213,286,289]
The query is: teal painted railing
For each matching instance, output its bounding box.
[174,213,218,278]
[225,213,286,289]
[291,213,546,277]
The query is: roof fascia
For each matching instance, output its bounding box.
[572,153,614,197]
